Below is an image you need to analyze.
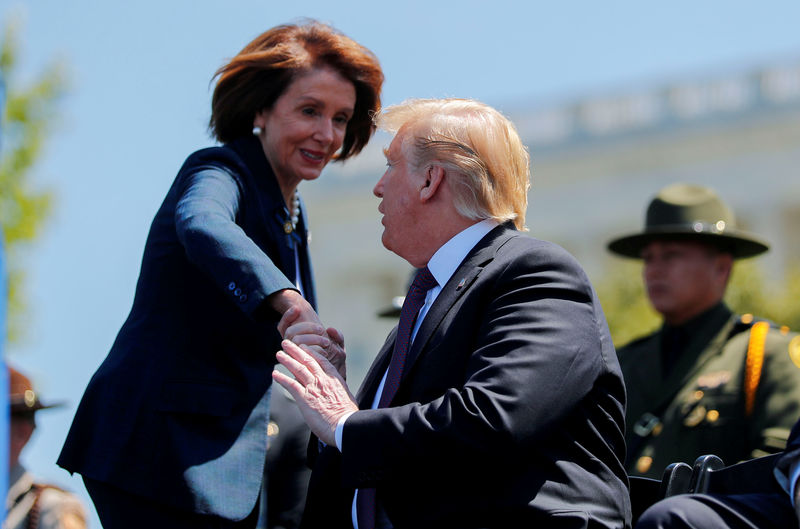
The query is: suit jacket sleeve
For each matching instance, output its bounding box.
[775,418,800,495]
[341,240,611,487]
[174,166,295,316]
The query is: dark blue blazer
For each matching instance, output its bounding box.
[58,135,315,521]
[302,224,631,529]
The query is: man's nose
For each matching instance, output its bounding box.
[373,173,386,197]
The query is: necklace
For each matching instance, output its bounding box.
[290,189,300,229]
[283,189,301,234]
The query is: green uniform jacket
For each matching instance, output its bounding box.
[619,303,800,478]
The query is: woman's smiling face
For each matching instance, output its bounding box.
[255,66,356,192]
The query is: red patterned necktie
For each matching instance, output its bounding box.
[357,266,437,529]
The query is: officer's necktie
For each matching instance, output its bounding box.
[357,266,438,529]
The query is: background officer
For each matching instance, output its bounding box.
[608,183,800,478]
[5,365,87,529]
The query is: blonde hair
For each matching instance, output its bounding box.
[376,98,529,230]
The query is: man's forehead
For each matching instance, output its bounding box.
[383,133,405,159]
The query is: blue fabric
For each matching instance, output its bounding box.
[57,136,316,522]
[0,236,7,514]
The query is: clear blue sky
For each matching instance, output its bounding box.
[4,0,800,524]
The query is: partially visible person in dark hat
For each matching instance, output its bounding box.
[5,365,87,529]
[608,183,800,481]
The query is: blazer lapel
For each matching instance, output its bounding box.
[229,137,297,281]
[401,224,515,384]
[296,198,316,309]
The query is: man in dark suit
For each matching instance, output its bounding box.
[635,418,800,528]
[274,98,631,528]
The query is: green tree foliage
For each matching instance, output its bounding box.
[0,17,64,342]
[596,257,800,348]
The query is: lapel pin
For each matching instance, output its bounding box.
[456,277,467,290]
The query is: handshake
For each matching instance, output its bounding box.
[272,288,357,448]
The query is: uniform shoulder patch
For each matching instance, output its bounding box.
[732,313,793,339]
[789,335,800,369]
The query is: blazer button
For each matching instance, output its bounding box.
[228,282,236,291]
[234,288,242,296]
[239,294,248,303]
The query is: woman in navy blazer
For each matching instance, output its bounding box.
[57,22,382,529]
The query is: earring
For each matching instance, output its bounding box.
[252,126,263,136]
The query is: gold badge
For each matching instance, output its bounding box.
[636,456,653,474]
[789,336,800,369]
[283,221,293,235]
[683,405,707,427]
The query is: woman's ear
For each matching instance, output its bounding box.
[420,165,446,202]
[253,109,268,130]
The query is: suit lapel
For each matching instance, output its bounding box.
[400,224,515,384]
[355,329,397,407]
[229,137,297,282]
[296,198,316,309]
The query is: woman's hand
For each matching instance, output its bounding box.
[283,321,346,379]
[270,289,321,333]
[272,289,346,378]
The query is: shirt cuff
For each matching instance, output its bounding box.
[335,411,356,452]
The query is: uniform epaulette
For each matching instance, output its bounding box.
[744,321,769,417]
[729,313,790,338]
[734,314,797,417]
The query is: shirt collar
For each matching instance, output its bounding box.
[663,302,730,335]
[427,219,499,288]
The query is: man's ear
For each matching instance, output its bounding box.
[420,165,446,202]
[715,253,734,286]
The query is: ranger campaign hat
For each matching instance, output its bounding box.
[607,183,770,259]
[8,365,64,416]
